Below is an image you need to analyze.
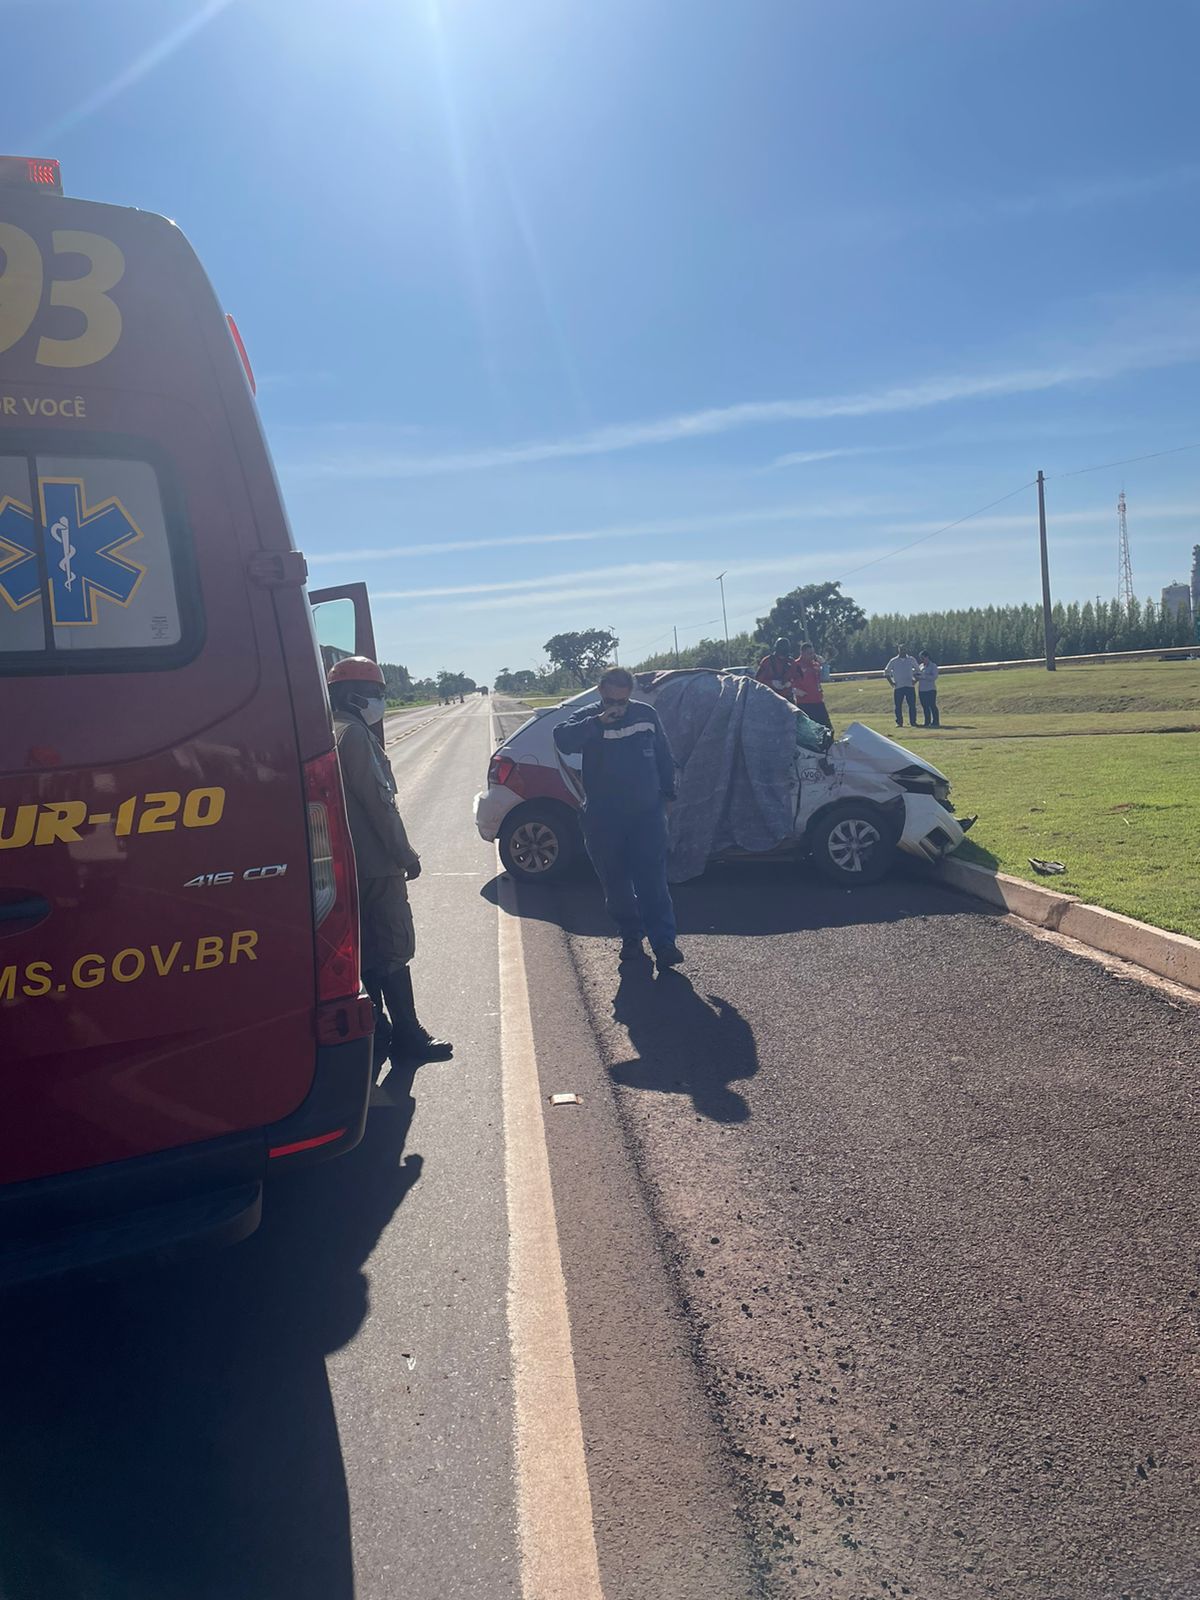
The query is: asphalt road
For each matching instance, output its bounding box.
[2,694,1197,1600]
[493,695,1200,1597]
[0,699,519,1600]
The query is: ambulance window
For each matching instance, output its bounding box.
[36,454,182,653]
[0,447,193,669]
[0,455,43,654]
[313,596,357,677]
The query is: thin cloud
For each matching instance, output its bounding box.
[830,166,1200,242]
[378,558,699,601]
[308,495,1200,571]
[873,501,1200,538]
[387,554,843,610]
[305,500,887,566]
[26,0,240,147]
[256,370,337,392]
[385,497,1200,615]
[986,165,1200,221]
[770,447,876,470]
[291,323,1200,483]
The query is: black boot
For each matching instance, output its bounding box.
[362,969,393,1076]
[382,965,453,1067]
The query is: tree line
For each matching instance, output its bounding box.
[830,596,1194,670]
[632,581,1195,674]
[378,663,477,703]
[479,581,1197,698]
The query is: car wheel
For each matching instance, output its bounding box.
[808,801,896,886]
[499,806,579,884]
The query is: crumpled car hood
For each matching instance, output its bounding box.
[838,721,949,782]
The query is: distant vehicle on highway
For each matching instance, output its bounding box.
[476,670,969,887]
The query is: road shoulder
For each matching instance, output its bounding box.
[515,893,765,1600]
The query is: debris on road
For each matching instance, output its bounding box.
[549,1092,583,1106]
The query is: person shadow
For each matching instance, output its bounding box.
[609,962,758,1123]
[0,1077,422,1600]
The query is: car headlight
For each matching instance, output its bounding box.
[893,766,952,808]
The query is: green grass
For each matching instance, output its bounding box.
[824,658,1200,739]
[822,661,1200,939]
[948,735,1199,940]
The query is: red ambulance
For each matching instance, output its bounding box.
[0,158,376,1285]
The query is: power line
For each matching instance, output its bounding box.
[713,482,1039,640]
[625,433,1199,665]
[835,479,1037,581]
[1049,440,1200,481]
[705,436,1196,632]
[826,439,1200,584]
[631,613,722,664]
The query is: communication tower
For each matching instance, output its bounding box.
[1117,490,1134,608]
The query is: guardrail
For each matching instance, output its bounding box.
[824,646,1198,683]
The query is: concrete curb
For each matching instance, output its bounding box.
[935,856,1077,930]
[1056,903,1200,992]
[935,855,1200,992]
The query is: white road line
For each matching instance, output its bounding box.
[491,711,604,1600]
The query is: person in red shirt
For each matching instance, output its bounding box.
[756,637,797,702]
[792,641,833,731]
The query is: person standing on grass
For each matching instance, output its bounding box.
[918,651,941,727]
[792,641,833,731]
[756,637,797,703]
[884,645,919,728]
[552,667,684,972]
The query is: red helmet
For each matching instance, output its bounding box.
[327,655,385,686]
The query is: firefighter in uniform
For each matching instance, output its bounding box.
[327,657,452,1072]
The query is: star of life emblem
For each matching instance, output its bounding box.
[0,477,145,623]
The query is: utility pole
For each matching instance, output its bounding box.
[716,571,730,663]
[673,625,680,667]
[1037,469,1056,671]
[609,626,619,666]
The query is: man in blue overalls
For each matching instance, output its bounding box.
[554,668,684,970]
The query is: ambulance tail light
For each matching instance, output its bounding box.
[303,748,366,1019]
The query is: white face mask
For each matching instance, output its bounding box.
[356,693,386,724]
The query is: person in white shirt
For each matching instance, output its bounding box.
[917,651,940,727]
[883,645,919,728]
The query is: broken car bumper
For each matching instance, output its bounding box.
[898,793,966,863]
[474,784,522,843]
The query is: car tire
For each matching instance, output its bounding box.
[499,805,579,884]
[808,801,897,886]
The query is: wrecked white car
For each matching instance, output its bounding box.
[477,668,970,886]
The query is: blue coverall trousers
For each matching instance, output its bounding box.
[581,803,677,950]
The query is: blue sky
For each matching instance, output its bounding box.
[13,0,1200,681]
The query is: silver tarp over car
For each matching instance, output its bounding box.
[640,671,826,882]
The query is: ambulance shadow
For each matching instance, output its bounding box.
[609,963,758,1124]
[0,1085,420,1600]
